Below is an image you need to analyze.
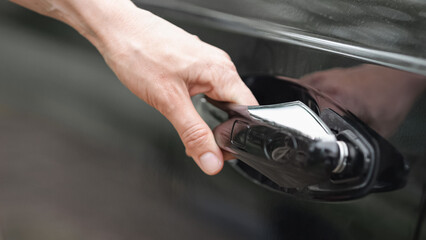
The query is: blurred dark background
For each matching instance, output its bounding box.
[0,2,253,239]
[1,1,425,240]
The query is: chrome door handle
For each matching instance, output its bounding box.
[196,75,409,201]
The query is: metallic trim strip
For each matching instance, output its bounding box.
[135,1,426,76]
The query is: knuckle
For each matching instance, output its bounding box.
[212,65,237,85]
[150,83,181,115]
[181,123,210,153]
[205,69,242,102]
[221,69,240,88]
[217,49,231,61]
[223,60,237,71]
[191,34,201,41]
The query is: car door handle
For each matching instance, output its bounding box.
[196,75,409,201]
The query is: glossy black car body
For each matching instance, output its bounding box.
[0,0,425,239]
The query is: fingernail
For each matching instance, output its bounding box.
[199,152,221,175]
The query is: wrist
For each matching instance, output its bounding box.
[54,0,150,52]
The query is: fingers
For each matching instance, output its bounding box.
[192,54,258,106]
[187,55,258,166]
[207,70,259,106]
[159,93,224,175]
[157,54,257,175]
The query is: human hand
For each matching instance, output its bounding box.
[11,0,257,175]
[12,0,257,175]
[87,6,257,174]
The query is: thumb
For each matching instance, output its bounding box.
[161,95,224,175]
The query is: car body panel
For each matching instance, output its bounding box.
[135,0,426,75]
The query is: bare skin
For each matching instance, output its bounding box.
[10,0,258,175]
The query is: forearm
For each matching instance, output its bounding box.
[9,0,150,52]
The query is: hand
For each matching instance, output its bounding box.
[93,8,258,175]
[11,0,258,175]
